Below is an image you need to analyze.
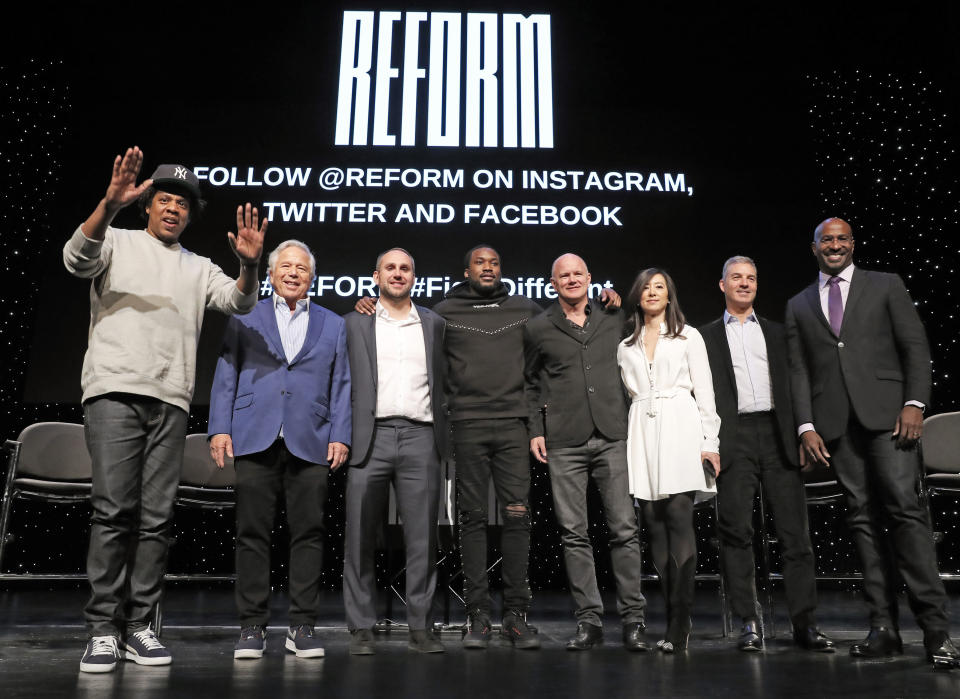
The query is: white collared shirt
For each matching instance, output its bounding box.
[817,264,855,322]
[723,310,773,414]
[273,293,309,363]
[375,300,432,422]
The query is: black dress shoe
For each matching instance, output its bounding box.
[849,627,903,657]
[622,623,649,652]
[792,625,835,653]
[924,631,960,669]
[566,622,603,651]
[737,620,763,652]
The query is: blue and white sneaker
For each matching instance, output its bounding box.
[285,625,325,658]
[122,628,172,666]
[235,625,267,659]
[80,635,121,673]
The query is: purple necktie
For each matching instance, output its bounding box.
[827,276,843,336]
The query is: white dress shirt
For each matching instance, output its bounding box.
[723,310,773,414]
[375,300,433,423]
[817,264,854,321]
[273,293,309,363]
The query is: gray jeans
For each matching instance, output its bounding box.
[83,394,187,637]
[548,435,645,626]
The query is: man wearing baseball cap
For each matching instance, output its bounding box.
[63,146,267,673]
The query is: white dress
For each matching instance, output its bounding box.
[618,324,720,502]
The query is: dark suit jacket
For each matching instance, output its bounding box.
[208,298,352,464]
[344,305,448,466]
[785,268,931,442]
[523,300,628,448]
[701,315,798,466]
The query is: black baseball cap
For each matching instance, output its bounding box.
[149,164,202,200]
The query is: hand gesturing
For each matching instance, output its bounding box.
[105,146,152,211]
[227,203,268,266]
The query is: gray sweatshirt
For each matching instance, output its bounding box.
[63,225,258,411]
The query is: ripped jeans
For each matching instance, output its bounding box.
[453,417,532,617]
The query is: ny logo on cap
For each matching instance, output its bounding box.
[174,166,188,179]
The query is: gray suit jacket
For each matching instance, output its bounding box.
[785,268,931,442]
[344,306,448,466]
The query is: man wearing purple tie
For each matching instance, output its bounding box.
[785,217,958,668]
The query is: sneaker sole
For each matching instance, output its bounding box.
[234,647,265,659]
[284,638,325,658]
[123,650,172,666]
[79,661,117,673]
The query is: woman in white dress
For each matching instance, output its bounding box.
[618,268,721,652]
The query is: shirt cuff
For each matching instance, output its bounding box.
[904,400,925,411]
[797,422,815,437]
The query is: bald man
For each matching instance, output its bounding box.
[523,254,647,651]
[786,218,958,667]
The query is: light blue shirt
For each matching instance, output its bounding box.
[723,310,773,414]
[273,294,309,363]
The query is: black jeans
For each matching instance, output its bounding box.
[235,440,328,627]
[83,394,187,637]
[716,412,817,626]
[453,418,531,616]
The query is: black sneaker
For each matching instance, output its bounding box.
[80,635,121,673]
[501,610,541,650]
[462,612,492,649]
[285,625,325,658]
[234,625,267,659]
[122,628,172,666]
[349,628,375,656]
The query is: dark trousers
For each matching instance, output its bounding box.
[829,416,949,632]
[548,435,645,626]
[716,412,817,627]
[235,439,328,627]
[453,417,532,616]
[83,394,187,637]
[343,420,440,630]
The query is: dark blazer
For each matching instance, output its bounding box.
[523,300,628,448]
[785,268,931,442]
[343,305,448,466]
[208,298,352,464]
[701,315,798,466]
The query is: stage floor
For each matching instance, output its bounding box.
[1,584,958,698]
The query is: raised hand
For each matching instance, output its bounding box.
[227,203,268,266]
[105,146,152,212]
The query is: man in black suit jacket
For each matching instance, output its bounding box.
[786,217,958,667]
[702,256,832,653]
[342,248,448,655]
[523,253,647,652]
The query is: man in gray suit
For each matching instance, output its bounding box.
[786,217,958,667]
[342,248,448,655]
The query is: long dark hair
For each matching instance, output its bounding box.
[624,267,687,346]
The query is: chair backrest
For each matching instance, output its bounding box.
[922,411,960,474]
[14,422,91,480]
[180,433,235,488]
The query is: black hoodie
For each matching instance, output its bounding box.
[434,281,543,421]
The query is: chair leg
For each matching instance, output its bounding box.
[757,488,776,639]
[153,602,163,638]
[0,442,22,574]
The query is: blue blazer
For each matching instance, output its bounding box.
[208,297,352,464]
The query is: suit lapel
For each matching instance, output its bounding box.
[841,268,867,336]
[258,299,287,361]
[710,320,738,400]
[418,305,436,393]
[547,300,599,342]
[289,304,326,366]
[362,312,378,391]
[802,281,833,336]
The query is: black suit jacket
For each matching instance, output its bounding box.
[343,306,448,466]
[701,315,798,466]
[785,268,931,442]
[523,300,628,448]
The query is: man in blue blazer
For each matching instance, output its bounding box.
[209,239,351,660]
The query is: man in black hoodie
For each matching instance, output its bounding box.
[435,246,544,649]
